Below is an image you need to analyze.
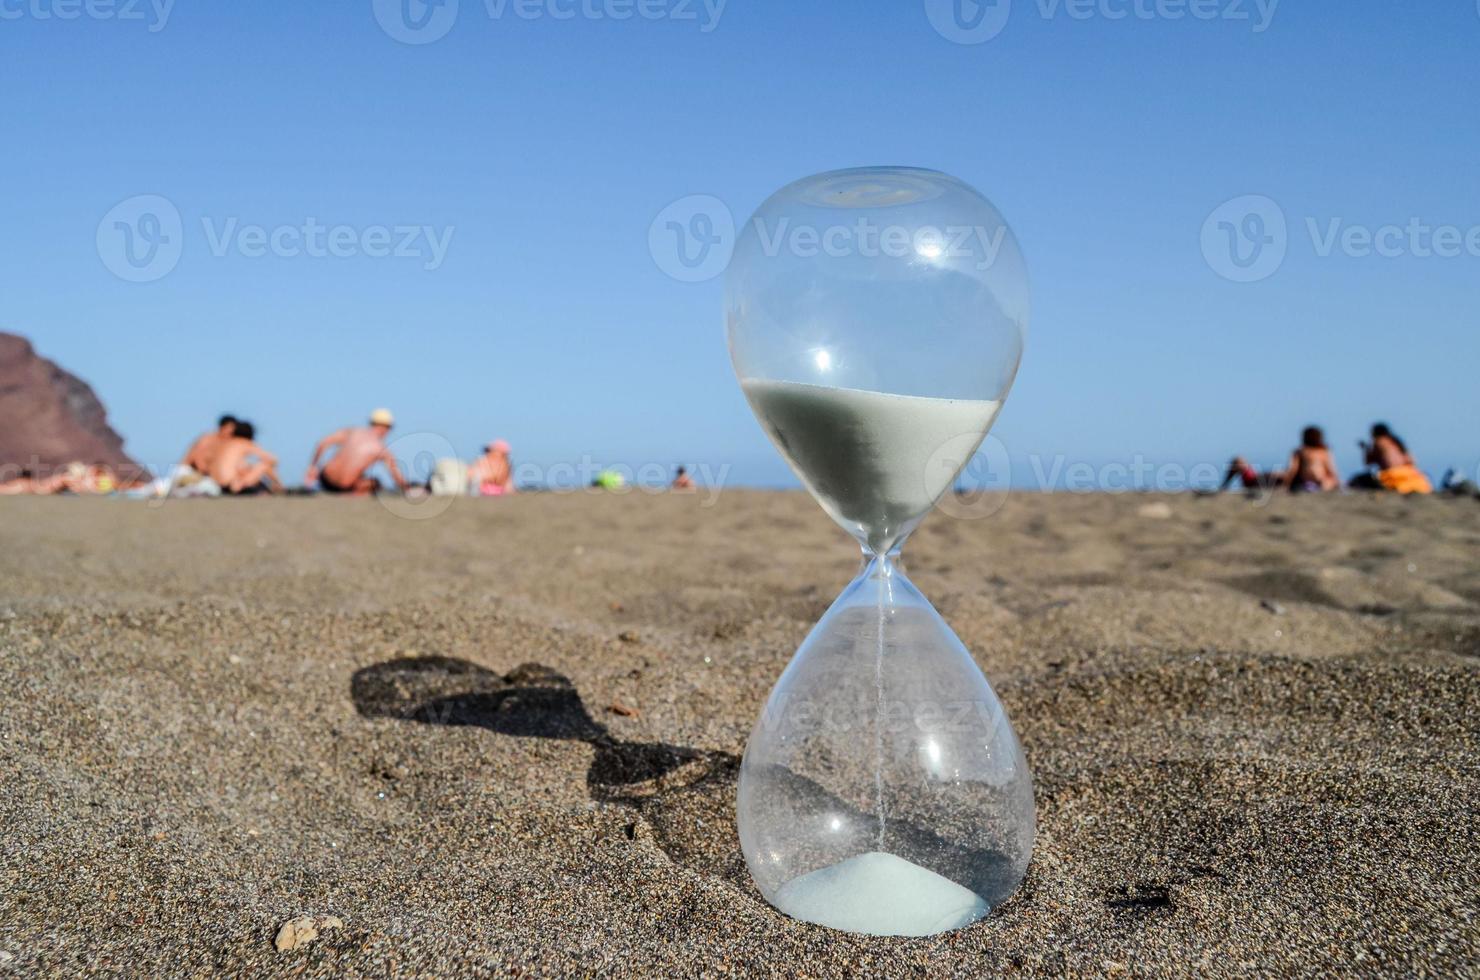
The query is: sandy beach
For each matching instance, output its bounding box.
[2,491,1476,976]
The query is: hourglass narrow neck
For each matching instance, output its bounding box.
[840,547,933,619]
[852,551,925,611]
[858,543,905,578]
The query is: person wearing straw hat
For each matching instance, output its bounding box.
[305,408,410,496]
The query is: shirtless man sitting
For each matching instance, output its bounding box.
[208,421,282,495]
[167,414,237,492]
[466,440,515,496]
[180,415,237,476]
[304,408,410,496]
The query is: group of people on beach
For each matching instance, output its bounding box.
[171,408,515,497]
[1218,422,1442,496]
[0,407,697,497]
[0,411,1464,500]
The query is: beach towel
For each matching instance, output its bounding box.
[158,465,221,497]
[1377,465,1432,495]
[429,458,469,497]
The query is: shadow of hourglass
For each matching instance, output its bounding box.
[349,657,745,882]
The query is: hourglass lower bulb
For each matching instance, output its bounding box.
[727,167,1033,936]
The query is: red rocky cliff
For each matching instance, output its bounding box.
[0,332,141,477]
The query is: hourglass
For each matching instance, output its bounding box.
[727,167,1033,937]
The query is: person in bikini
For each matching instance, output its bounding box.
[0,462,118,495]
[208,420,282,495]
[304,408,410,496]
[1283,426,1340,492]
[466,440,515,496]
[1217,425,1339,494]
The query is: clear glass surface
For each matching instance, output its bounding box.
[727,167,1033,936]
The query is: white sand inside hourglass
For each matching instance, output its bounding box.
[773,851,989,936]
[740,379,1000,551]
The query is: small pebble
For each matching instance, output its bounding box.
[274,915,344,952]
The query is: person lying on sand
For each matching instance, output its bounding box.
[0,462,119,495]
[1353,422,1432,494]
[1217,456,1273,494]
[304,408,410,496]
[209,421,282,495]
[0,468,40,494]
[1217,426,1339,494]
[466,440,515,496]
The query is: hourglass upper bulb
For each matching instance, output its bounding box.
[726,167,1029,553]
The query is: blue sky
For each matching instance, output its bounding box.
[2,1,1477,489]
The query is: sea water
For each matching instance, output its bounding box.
[772,851,990,936]
[740,379,1001,552]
